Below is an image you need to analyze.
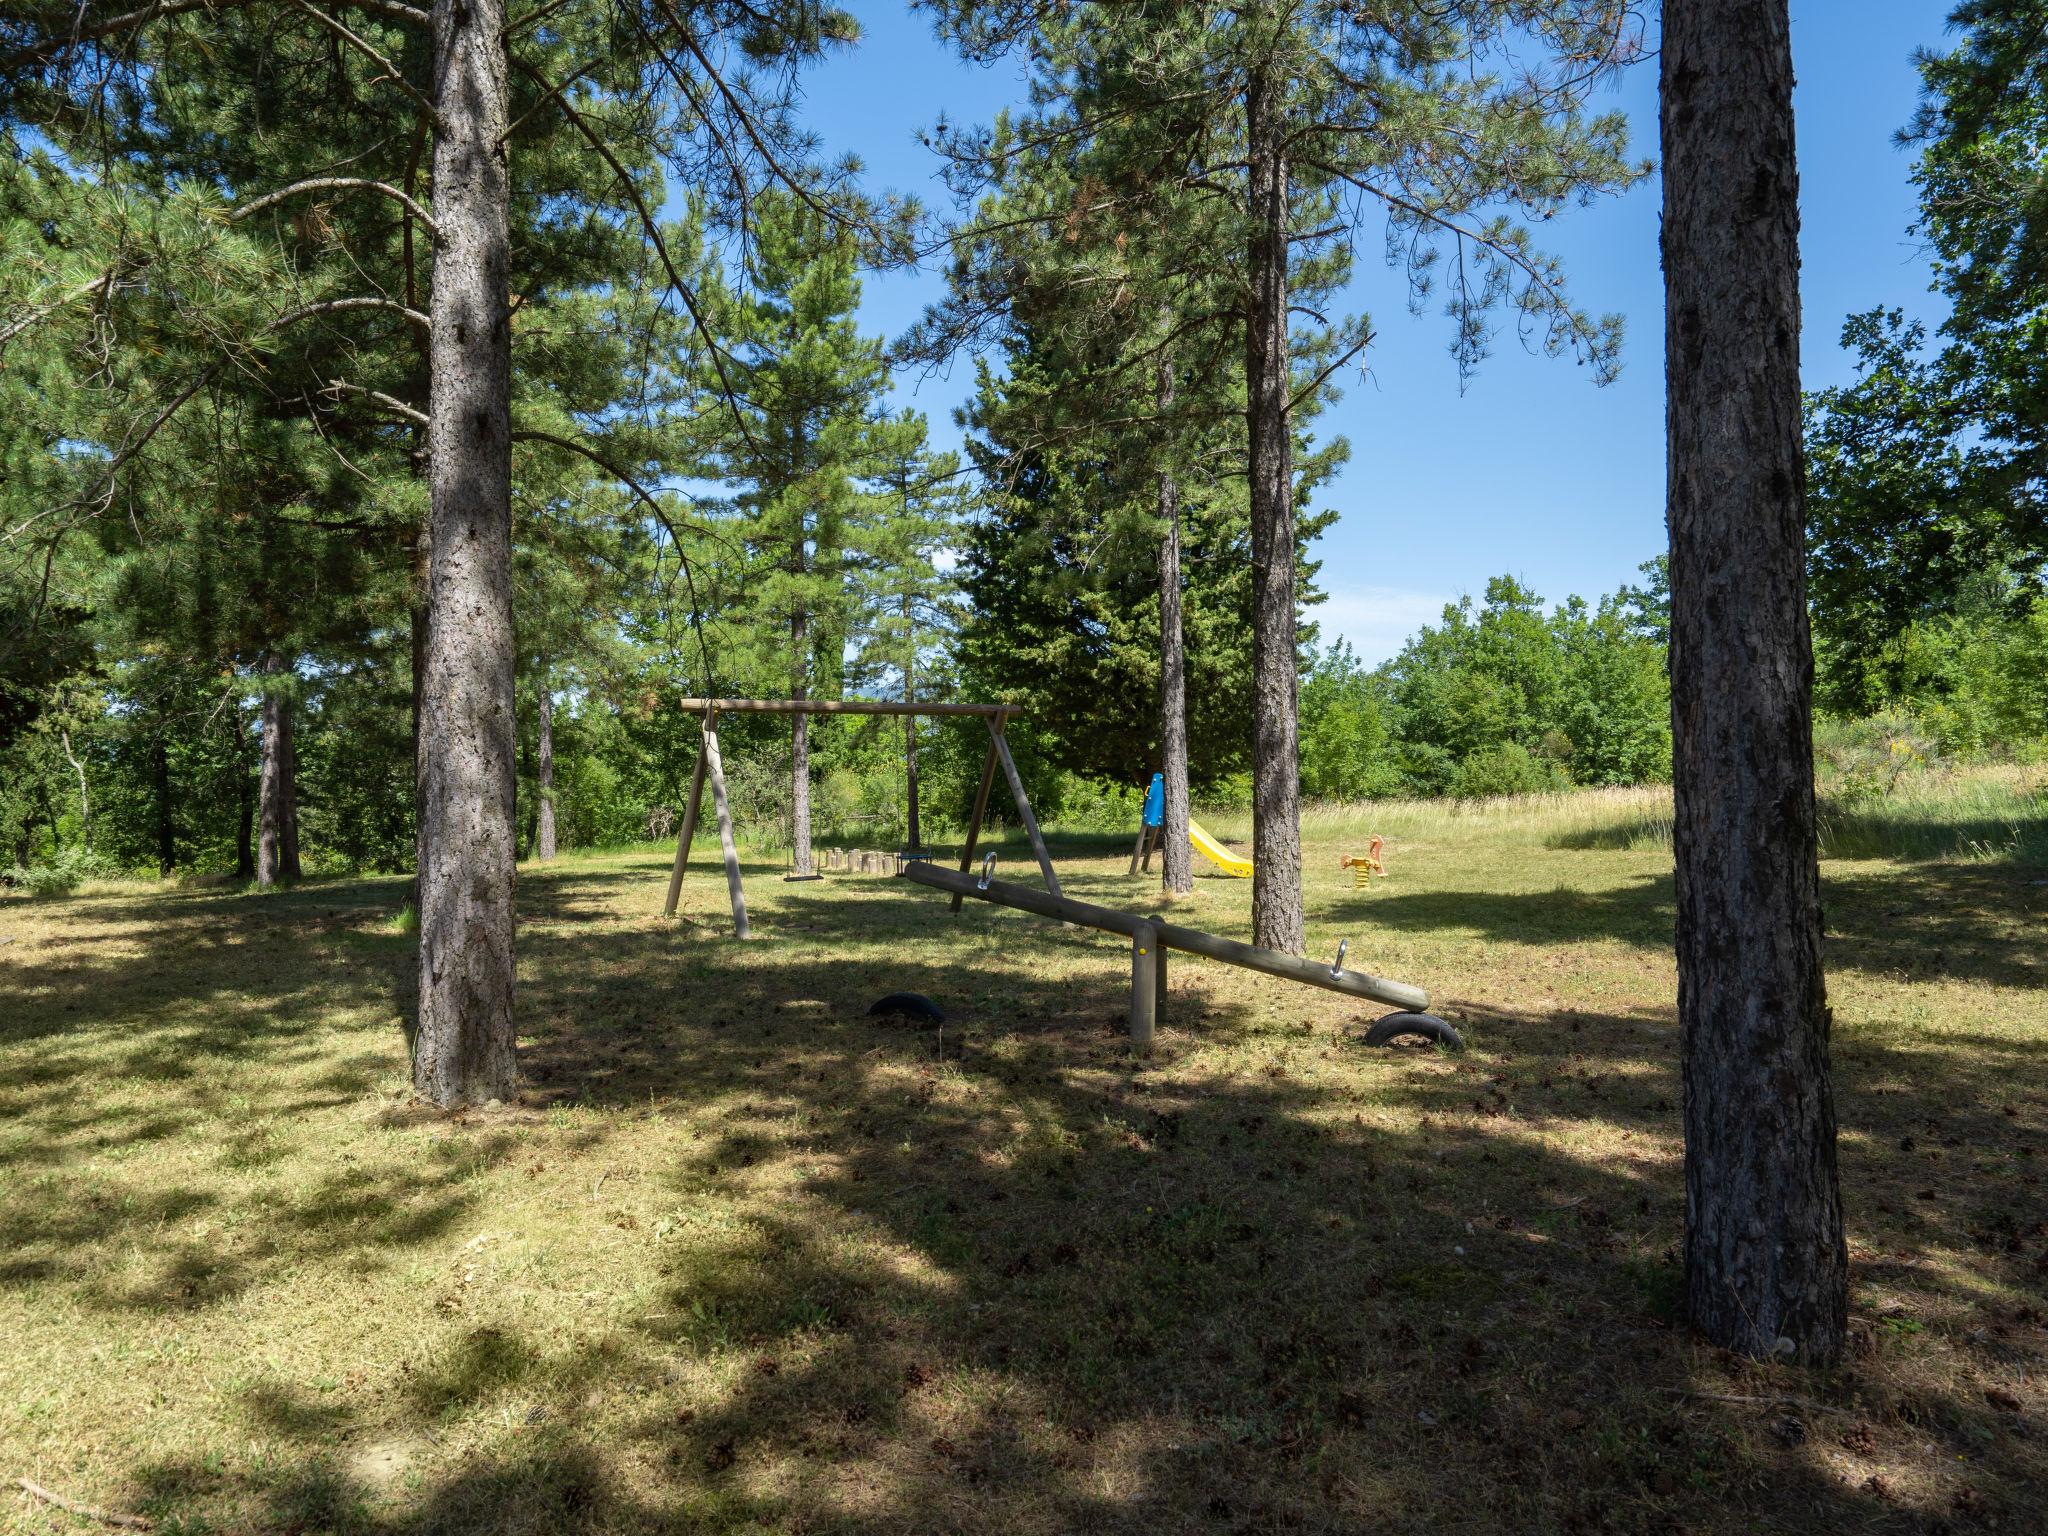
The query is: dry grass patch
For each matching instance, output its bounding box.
[1,782,2043,1533]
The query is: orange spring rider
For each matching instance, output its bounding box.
[1340,837,1386,889]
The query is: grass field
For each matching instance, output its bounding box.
[2,781,2045,1534]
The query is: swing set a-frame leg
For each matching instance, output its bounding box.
[663,731,711,918]
[664,713,749,938]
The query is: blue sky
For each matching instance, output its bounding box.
[791,1,1958,663]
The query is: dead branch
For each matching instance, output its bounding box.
[14,1478,152,1530]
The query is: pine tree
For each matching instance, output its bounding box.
[713,192,891,876]
[921,0,1646,949]
[4,2,897,1104]
[1662,0,1847,1365]
[852,410,969,852]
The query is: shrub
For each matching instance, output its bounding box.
[1813,710,1943,803]
[5,844,119,896]
[1448,742,1566,800]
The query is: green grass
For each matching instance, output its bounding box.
[2,780,2044,1533]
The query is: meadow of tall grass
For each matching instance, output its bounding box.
[1195,763,2048,865]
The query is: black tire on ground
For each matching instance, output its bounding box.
[1361,1012,1464,1050]
[868,991,945,1024]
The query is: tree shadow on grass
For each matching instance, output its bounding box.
[1330,857,2048,993]
[5,858,2044,1533]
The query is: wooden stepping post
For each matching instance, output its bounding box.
[1129,920,1159,1051]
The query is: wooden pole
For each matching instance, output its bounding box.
[703,724,749,939]
[951,729,1002,914]
[662,726,711,917]
[676,698,1016,718]
[1152,921,1169,1019]
[1127,818,1149,877]
[990,721,1062,899]
[1130,920,1159,1051]
[899,860,1429,1013]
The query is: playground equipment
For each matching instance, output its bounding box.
[664,708,1441,1053]
[899,856,1429,1050]
[1341,837,1387,888]
[1128,772,1253,879]
[1361,1012,1463,1050]
[664,698,1059,937]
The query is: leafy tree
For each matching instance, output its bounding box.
[1381,575,1667,791]
[1297,644,1401,801]
[1804,310,2015,710]
[1804,2,2048,708]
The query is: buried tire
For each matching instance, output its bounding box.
[868,991,945,1025]
[1359,1011,1464,1050]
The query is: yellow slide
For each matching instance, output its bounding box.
[1186,816,1254,878]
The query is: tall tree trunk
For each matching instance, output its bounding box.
[280,691,300,881]
[58,727,89,850]
[1157,349,1193,897]
[902,592,921,852]
[153,733,175,878]
[414,0,518,1108]
[535,669,556,862]
[1662,0,1846,1365]
[410,521,430,907]
[791,604,813,875]
[257,651,297,887]
[1244,65,1304,953]
[233,701,255,880]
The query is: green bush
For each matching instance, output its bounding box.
[1812,710,1943,803]
[1448,742,1565,800]
[6,844,120,896]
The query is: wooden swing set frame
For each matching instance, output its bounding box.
[661,697,1062,937]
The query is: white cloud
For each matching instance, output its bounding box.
[1308,585,1453,667]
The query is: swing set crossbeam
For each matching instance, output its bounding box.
[661,699,1059,932]
[674,698,1017,718]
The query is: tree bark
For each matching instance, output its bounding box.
[1244,65,1304,953]
[791,604,813,874]
[414,0,519,1108]
[153,733,175,878]
[58,727,89,850]
[233,702,254,880]
[1662,0,1846,1365]
[280,689,300,882]
[257,652,298,887]
[902,592,921,852]
[535,668,556,862]
[410,519,430,907]
[1157,350,1192,897]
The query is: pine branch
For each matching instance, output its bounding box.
[269,295,432,335]
[1,358,223,546]
[2,0,428,72]
[511,426,721,692]
[0,271,112,352]
[320,378,429,425]
[278,0,440,127]
[231,177,437,236]
[507,55,763,459]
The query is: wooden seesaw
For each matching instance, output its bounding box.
[896,857,1443,1051]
